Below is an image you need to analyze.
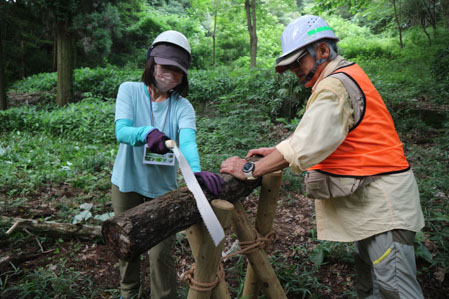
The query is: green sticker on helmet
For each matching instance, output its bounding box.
[307,26,332,36]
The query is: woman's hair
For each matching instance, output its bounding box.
[141,56,189,97]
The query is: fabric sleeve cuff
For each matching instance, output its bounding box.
[276,140,303,174]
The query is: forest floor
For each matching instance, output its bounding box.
[1,95,448,298]
[1,184,448,298]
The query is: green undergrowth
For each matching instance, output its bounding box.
[1,26,448,298]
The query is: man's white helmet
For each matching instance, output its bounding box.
[275,15,338,73]
[151,30,191,55]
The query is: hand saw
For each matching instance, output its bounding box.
[165,140,225,246]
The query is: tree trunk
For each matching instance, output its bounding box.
[245,0,258,67]
[56,20,73,106]
[417,1,432,45]
[443,0,449,31]
[0,34,7,110]
[53,39,57,72]
[392,0,404,48]
[421,0,437,36]
[1,216,101,239]
[102,173,262,261]
[20,38,25,79]
[420,15,432,45]
[213,1,218,68]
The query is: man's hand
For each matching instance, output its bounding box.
[220,156,247,180]
[246,147,276,158]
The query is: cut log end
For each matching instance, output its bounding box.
[102,221,134,260]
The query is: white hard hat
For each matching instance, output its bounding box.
[146,30,192,74]
[275,15,338,73]
[151,30,191,55]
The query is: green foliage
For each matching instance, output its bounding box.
[1,259,103,298]
[73,4,123,67]
[0,97,115,143]
[431,46,449,82]
[9,66,141,100]
[2,7,449,296]
[73,67,141,99]
[189,66,309,120]
[0,130,115,195]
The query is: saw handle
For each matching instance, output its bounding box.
[165,140,176,149]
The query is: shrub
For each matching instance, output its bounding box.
[9,66,140,101]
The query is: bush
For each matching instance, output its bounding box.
[431,46,449,81]
[9,66,141,101]
[0,97,115,144]
[189,66,309,121]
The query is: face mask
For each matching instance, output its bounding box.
[154,65,183,92]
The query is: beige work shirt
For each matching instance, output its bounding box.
[276,56,424,242]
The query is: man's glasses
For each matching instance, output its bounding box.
[287,52,308,71]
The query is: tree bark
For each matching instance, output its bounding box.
[102,173,262,261]
[242,171,282,298]
[245,0,258,67]
[443,0,449,31]
[0,33,7,110]
[56,20,73,106]
[392,0,404,48]
[1,216,101,239]
[213,0,218,67]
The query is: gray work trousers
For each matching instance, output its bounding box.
[354,230,424,299]
[112,184,177,299]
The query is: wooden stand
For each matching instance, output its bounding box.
[186,200,234,299]
[242,171,283,299]
[231,200,286,299]
[184,171,284,299]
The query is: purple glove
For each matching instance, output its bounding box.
[146,129,170,154]
[194,171,224,196]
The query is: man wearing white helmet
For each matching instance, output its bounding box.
[221,15,424,298]
[111,30,223,299]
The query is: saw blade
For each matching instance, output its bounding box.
[167,141,225,246]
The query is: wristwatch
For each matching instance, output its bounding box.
[242,161,257,180]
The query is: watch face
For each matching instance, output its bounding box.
[242,162,254,173]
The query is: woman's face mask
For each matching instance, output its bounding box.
[154,64,183,92]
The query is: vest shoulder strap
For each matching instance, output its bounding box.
[328,72,365,129]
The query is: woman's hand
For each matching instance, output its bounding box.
[194,171,223,196]
[146,129,170,154]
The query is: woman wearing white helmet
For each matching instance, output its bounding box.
[221,15,424,298]
[111,30,223,299]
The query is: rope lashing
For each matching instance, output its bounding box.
[181,263,225,292]
[181,229,276,292]
[222,229,277,260]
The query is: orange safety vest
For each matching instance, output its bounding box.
[308,63,410,177]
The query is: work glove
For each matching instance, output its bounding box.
[146,129,170,154]
[194,171,224,196]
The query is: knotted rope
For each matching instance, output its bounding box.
[181,229,277,292]
[181,263,225,291]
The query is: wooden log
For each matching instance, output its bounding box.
[231,200,287,299]
[186,200,233,299]
[242,171,282,299]
[102,173,261,261]
[0,216,101,239]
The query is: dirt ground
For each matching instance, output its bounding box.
[1,93,448,297]
[1,185,448,298]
